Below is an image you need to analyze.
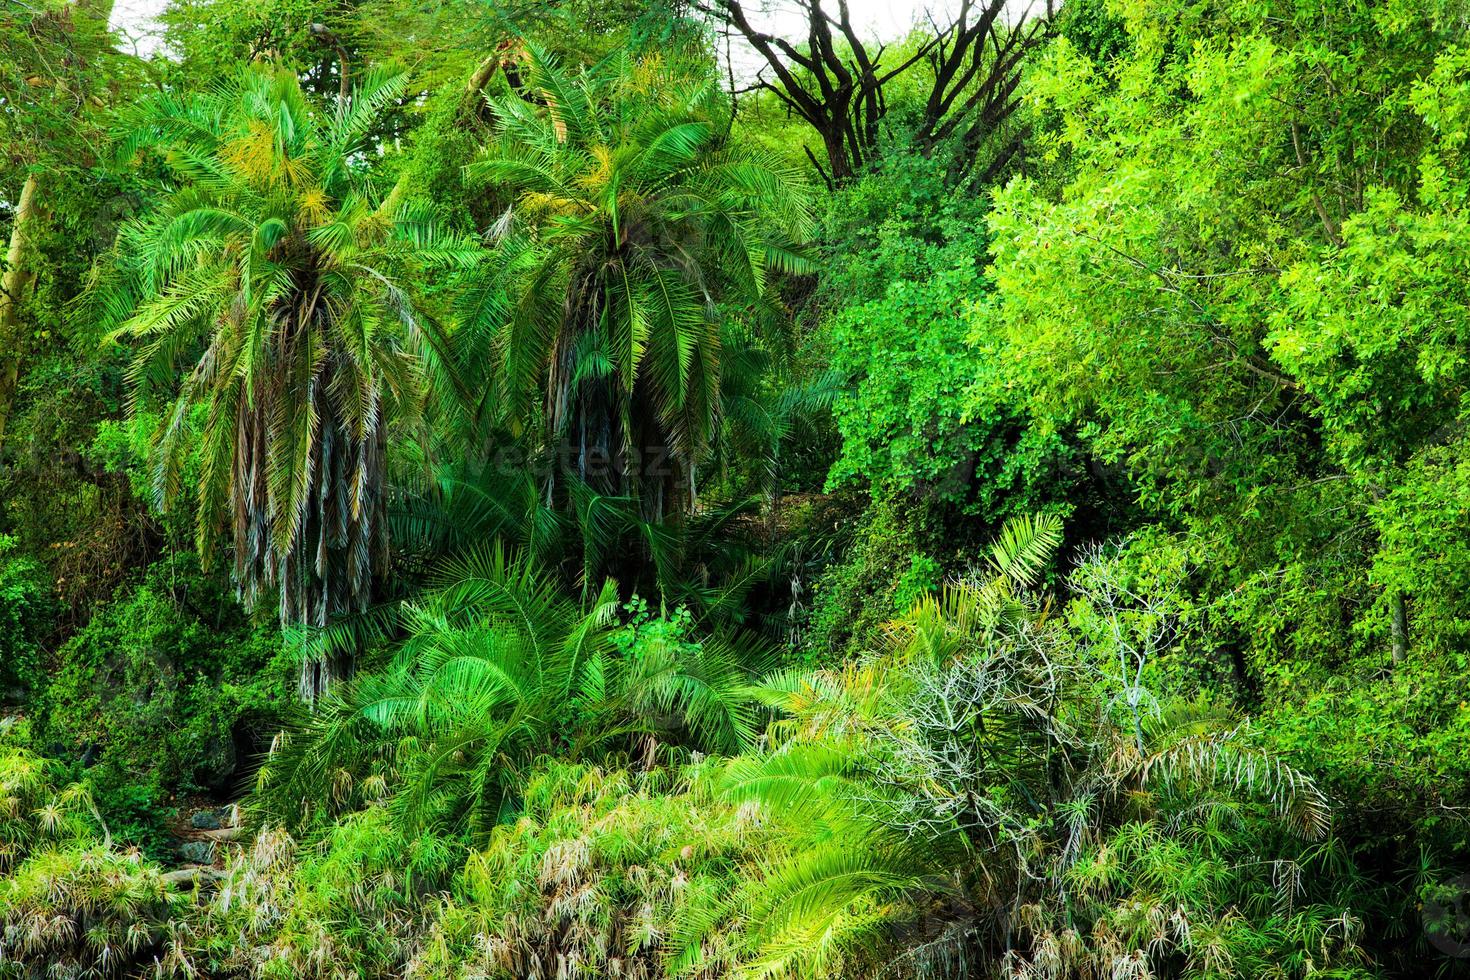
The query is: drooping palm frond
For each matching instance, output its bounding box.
[739,839,945,980]
[1136,723,1332,841]
[720,742,870,822]
[711,736,971,979]
[629,627,774,753]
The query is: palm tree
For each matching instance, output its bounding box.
[459,47,814,518]
[96,67,475,701]
[256,543,767,839]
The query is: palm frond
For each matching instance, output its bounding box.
[986,512,1064,588]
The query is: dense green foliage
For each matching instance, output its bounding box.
[2,0,1470,976]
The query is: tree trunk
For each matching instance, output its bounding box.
[0,173,42,455]
[299,652,352,704]
[1390,590,1409,665]
[286,378,382,707]
[466,49,503,98]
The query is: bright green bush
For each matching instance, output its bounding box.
[1262,656,1470,854]
[0,741,195,979]
[0,741,100,872]
[819,151,1080,521]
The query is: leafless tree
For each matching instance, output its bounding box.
[699,0,1054,187]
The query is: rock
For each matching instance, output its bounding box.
[176,840,216,865]
[189,809,222,830]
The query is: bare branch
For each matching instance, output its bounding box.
[706,0,1052,184]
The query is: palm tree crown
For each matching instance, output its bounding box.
[461,48,814,517]
[97,67,475,699]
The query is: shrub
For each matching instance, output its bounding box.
[32,553,291,855]
[411,760,767,980]
[0,536,53,701]
[0,741,195,978]
[256,546,765,840]
[0,846,189,978]
[0,742,99,872]
[193,814,456,980]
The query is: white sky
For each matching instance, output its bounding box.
[110,0,965,64]
[717,1,971,79]
[731,0,958,43]
[109,0,168,48]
